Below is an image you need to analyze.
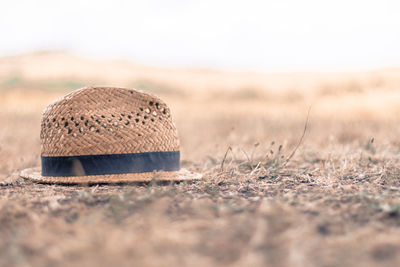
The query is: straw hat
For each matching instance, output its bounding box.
[20,86,202,184]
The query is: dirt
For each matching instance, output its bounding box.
[1,53,400,267]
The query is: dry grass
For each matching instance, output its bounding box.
[1,52,400,267]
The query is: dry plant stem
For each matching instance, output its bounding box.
[282,106,311,167]
[220,146,233,171]
[241,148,253,171]
[250,143,260,164]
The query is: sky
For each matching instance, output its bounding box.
[1,0,400,72]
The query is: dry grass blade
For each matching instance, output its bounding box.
[241,148,253,171]
[220,146,233,171]
[282,105,311,167]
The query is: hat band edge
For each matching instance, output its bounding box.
[41,151,180,177]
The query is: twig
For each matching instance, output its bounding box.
[282,106,311,167]
[250,162,262,176]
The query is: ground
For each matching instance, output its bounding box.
[1,52,400,267]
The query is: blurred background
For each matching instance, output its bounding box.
[1,0,400,71]
[1,0,400,169]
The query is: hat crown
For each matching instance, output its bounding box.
[40,87,179,156]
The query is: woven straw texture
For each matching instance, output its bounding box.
[41,86,179,156]
[20,86,202,184]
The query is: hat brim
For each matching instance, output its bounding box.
[20,167,202,184]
